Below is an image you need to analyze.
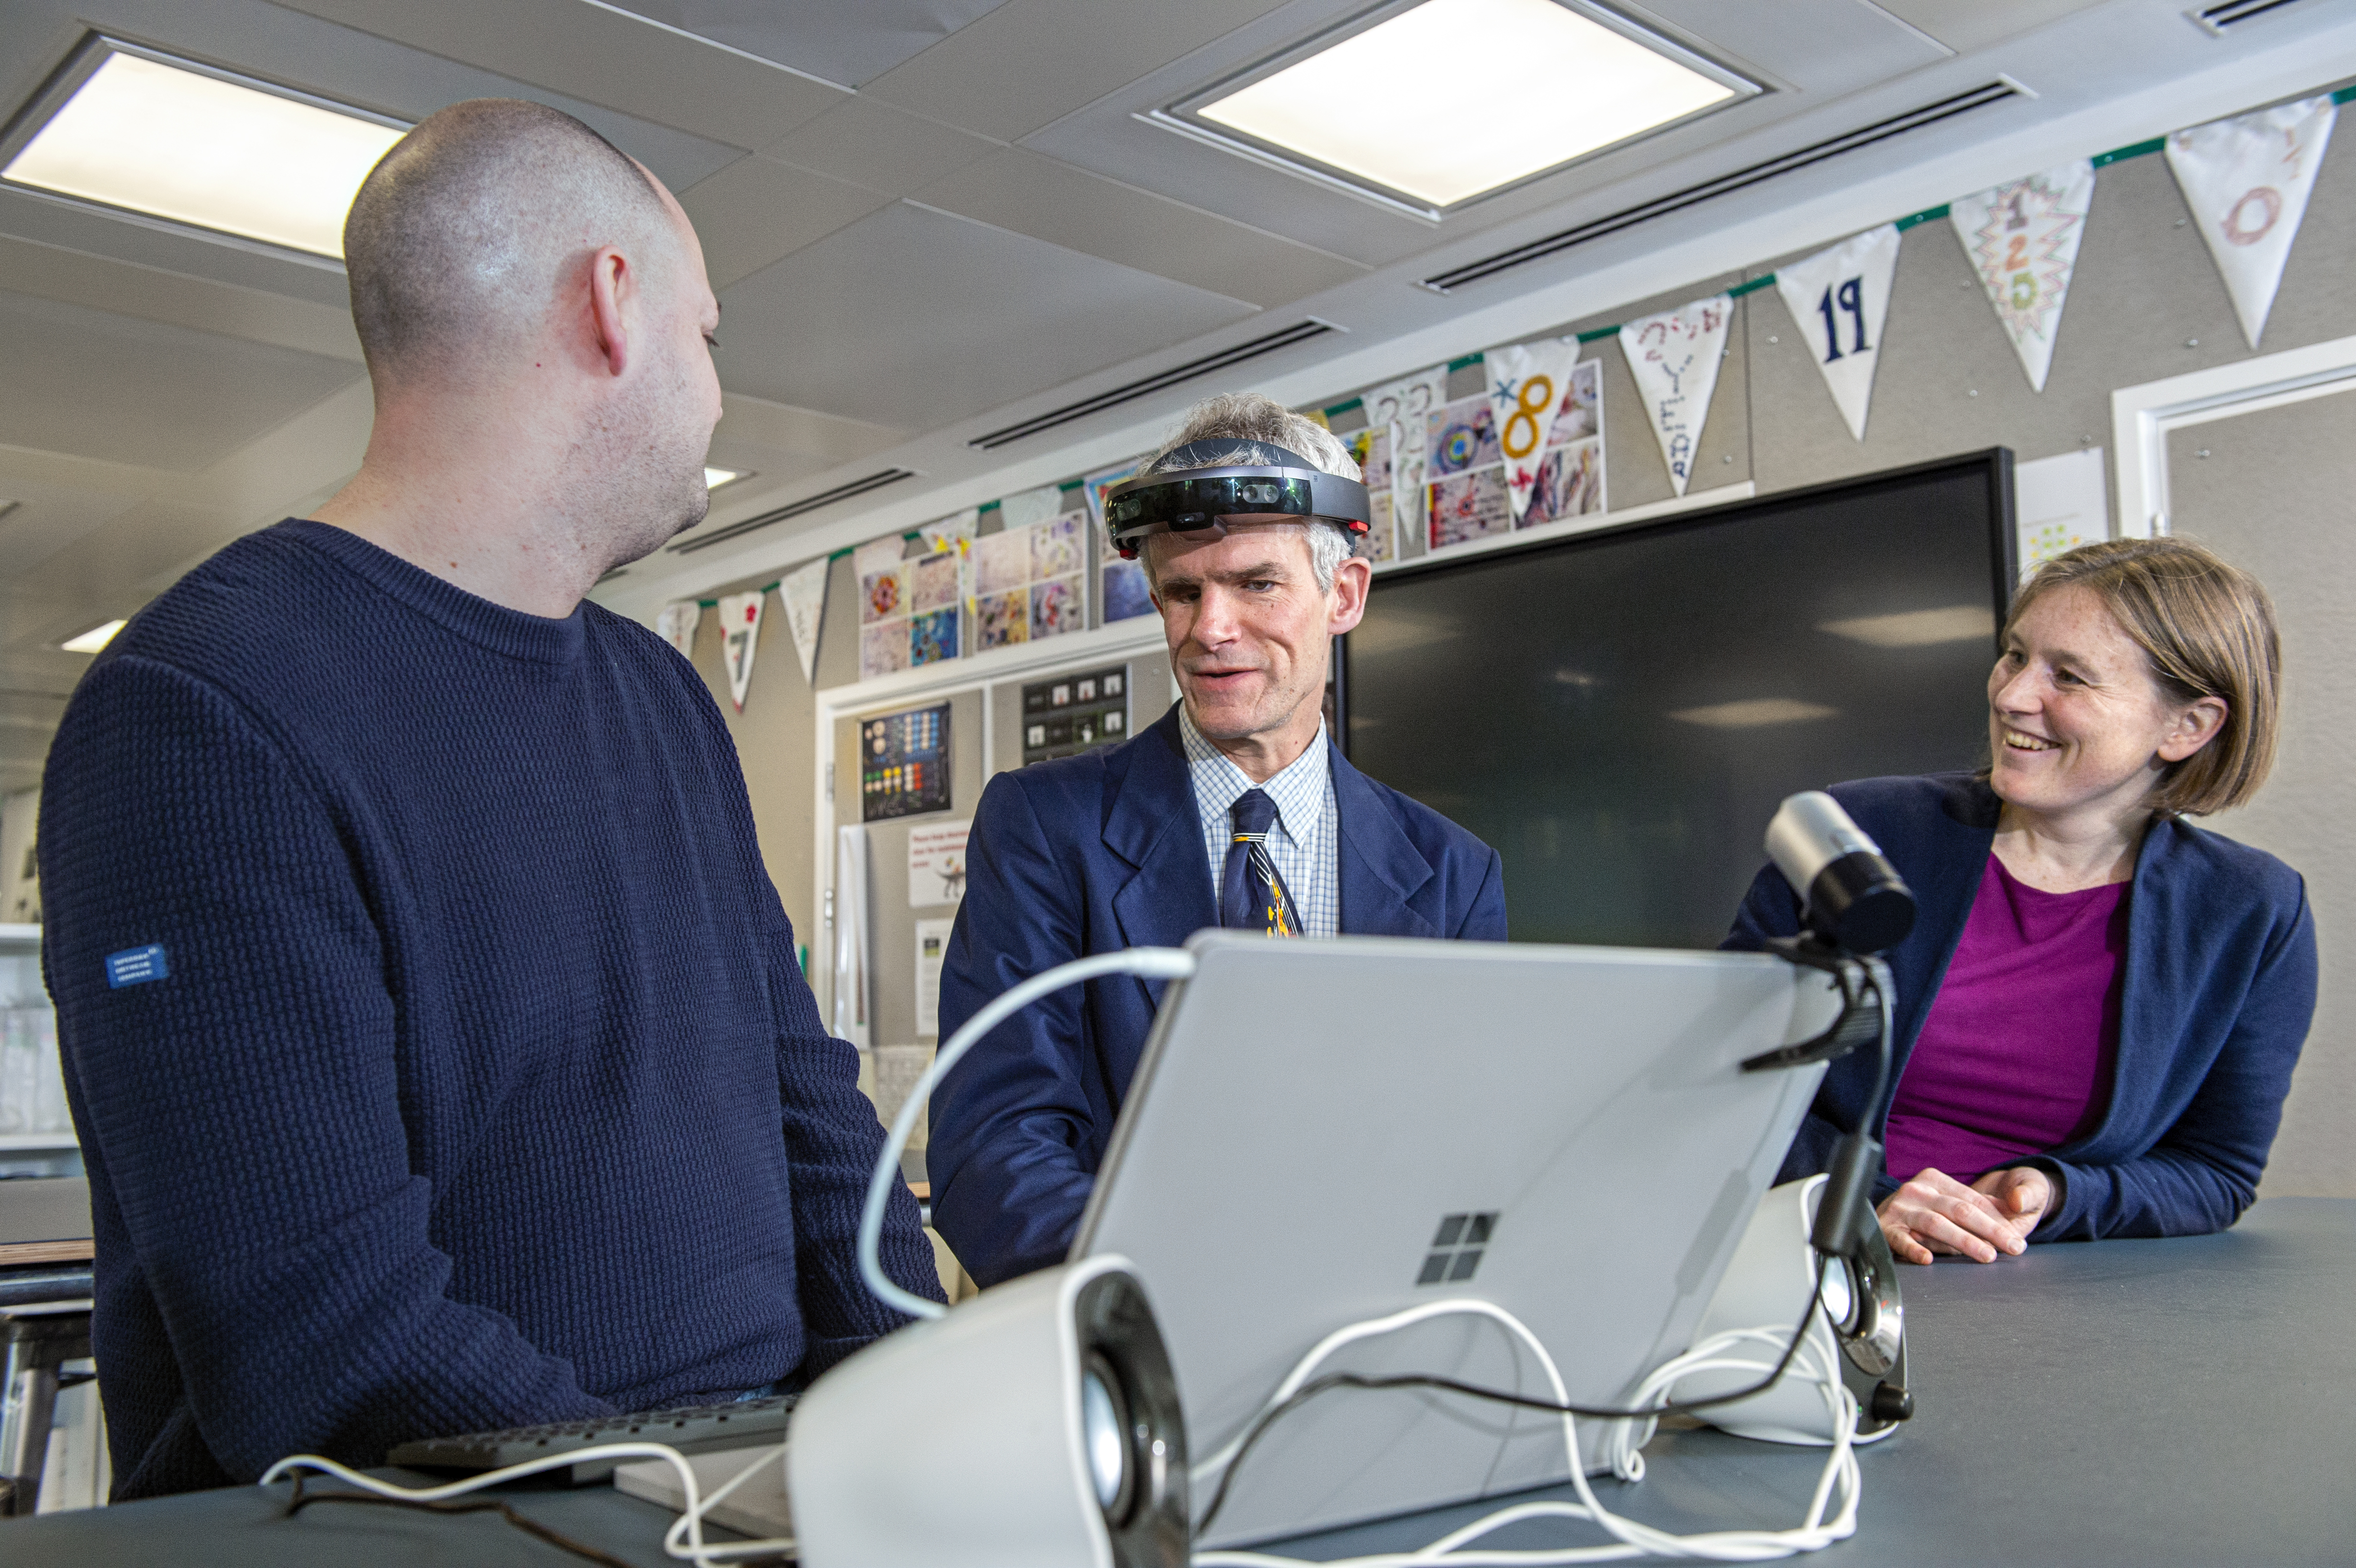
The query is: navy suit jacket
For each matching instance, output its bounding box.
[930,706,1507,1285]
[1725,773,2315,1242]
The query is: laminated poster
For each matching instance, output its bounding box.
[972,507,1088,652]
[907,818,971,908]
[855,535,911,681]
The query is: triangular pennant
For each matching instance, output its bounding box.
[1949,161,2094,392]
[1773,225,1900,442]
[779,557,828,686]
[717,589,763,711]
[1360,366,1449,533]
[656,600,700,659]
[998,483,1063,531]
[1487,337,1582,522]
[1618,295,1732,497]
[2167,94,2336,349]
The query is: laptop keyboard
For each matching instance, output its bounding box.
[386,1391,798,1483]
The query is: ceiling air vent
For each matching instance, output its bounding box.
[1419,80,2024,294]
[968,319,1341,450]
[668,468,918,555]
[2192,0,2314,31]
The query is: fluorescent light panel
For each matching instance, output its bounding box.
[1195,0,1740,209]
[62,619,126,653]
[705,468,748,490]
[2,45,406,258]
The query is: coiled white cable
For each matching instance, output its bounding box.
[1189,1300,1859,1567]
[857,945,1198,1319]
[260,1442,793,1567]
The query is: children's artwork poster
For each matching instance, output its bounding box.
[1773,224,1901,442]
[972,505,1088,652]
[1949,160,2094,393]
[778,555,828,685]
[657,600,700,659]
[1086,457,1156,623]
[1618,293,1732,497]
[1424,392,1511,550]
[907,545,962,670]
[716,589,763,711]
[861,701,952,822]
[1021,665,1130,765]
[2013,447,2109,580]
[855,535,912,680]
[1362,365,1449,537]
[2166,94,2336,349]
[907,818,971,908]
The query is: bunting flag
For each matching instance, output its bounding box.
[656,600,700,659]
[779,556,828,685]
[1773,225,1900,442]
[1950,160,2094,392]
[717,589,763,711]
[1619,294,1731,497]
[2166,94,2336,349]
[1487,337,1582,522]
[998,482,1064,531]
[1360,366,1449,534]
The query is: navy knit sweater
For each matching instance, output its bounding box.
[39,520,940,1500]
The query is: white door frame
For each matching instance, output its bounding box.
[2112,332,2356,538]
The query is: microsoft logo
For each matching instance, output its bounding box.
[1416,1211,1499,1285]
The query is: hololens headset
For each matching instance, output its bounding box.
[1102,440,1371,561]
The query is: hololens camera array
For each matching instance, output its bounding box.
[1101,440,1372,560]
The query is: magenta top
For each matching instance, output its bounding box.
[1883,855,2130,1184]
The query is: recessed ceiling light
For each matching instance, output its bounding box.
[1669,698,1839,730]
[1183,0,1749,212]
[1817,606,1996,648]
[62,619,126,654]
[705,467,749,490]
[0,40,407,259]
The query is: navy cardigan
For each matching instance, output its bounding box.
[1725,773,2315,1242]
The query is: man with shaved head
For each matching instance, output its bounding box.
[39,99,940,1500]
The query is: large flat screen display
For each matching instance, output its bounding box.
[1341,451,2015,948]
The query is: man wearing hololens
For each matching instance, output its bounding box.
[929,392,1507,1285]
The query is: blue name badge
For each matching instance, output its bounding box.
[105,945,169,989]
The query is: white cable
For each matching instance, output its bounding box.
[858,945,1198,1320]
[260,1443,795,1567]
[1189,1301,1859,1567]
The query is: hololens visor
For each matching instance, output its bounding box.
[1102,440,1371,560]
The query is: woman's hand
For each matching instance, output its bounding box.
[1877,1165,2047,1263]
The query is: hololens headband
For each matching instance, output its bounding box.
[1102,440,1371,561]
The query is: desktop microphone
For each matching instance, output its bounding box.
[1766,792,1915,955]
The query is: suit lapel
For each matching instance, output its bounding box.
[1332,748,1438,939]
[1105,708,1218,1009]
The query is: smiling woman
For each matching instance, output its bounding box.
[1727,537,2316,1261]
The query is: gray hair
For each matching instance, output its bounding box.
[1136,392,1361,594]
[344,98,676,384]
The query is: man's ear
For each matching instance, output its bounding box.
[587,245,633,378]
[1326,555,1372,636]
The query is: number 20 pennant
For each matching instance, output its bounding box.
[1772,224,1900,443]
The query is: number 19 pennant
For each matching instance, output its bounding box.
[2167,94,2336,349]
[1773,225,1900,442]
[1950,160,2094,393]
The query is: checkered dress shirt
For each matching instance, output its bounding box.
[1178,704,1339,938]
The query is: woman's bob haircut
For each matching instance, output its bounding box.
[2003,536,2281,817]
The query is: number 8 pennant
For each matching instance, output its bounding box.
[1772,225,1900,443]
[1485,336,1582,523]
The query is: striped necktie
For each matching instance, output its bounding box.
[1222,788,1300,936]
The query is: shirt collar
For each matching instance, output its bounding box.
[1178,702,1329,841]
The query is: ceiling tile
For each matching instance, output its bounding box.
[0,234,362,361]
[270,0,850,150]
[0,185,353,309]
[594,0,1018,88]
[681,157,894,288]
[713,202,1255,430]
[913,148,1364,308]
[714,393,908,465]
[763,98,1002,194]
[0,290,362,471]
[859,0,1296,142]
[1860,0,2113,51]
